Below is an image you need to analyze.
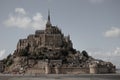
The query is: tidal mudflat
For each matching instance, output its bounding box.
[0,74,120,80]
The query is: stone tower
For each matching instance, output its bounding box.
[89,63,98,74]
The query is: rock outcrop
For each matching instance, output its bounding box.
[0,12,116,74]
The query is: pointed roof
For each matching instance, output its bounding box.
[46,10,52,27]
[48,10,50,22]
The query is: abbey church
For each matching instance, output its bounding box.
[0,11,116,74]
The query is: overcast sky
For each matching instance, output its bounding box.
[0,0,120,68]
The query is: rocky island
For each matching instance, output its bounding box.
[0,12,116,74]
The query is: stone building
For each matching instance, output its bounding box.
[17,11,72,51]
[0,11,116,74]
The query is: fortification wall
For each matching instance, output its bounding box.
[59,67,89,74]
[89,63,115,74]
[26,68,45,74]
[98,67,109,73]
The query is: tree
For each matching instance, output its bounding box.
[18,49,28,56]
[6,59,13,66]
[81,50,89,58]
[7,54,12,59]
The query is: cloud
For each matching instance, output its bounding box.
[89,47,120,58]
[89,0,104,4]
[4,14,31,29]
[104,27,120,38]
[114,47,120,56]
[3,8,46,30]
[32,13,46,30]
[0,49,6,60]
[15,8,26,15]
[88,47,120,68]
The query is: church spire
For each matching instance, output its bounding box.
[46,10,52,28]
[48,10,50,22]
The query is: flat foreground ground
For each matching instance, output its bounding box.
[0,74,120,80]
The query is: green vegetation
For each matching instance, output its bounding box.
[82,50,89,58]
[18,49,28,56]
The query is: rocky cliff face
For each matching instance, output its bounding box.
[0,13,116,74]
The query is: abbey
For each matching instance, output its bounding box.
[0,12,116,74]
[17,11,72,51]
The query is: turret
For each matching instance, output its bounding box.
[89,63,98,74]
[45,63,51,74]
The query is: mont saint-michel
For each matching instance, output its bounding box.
[0,12,116,74]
